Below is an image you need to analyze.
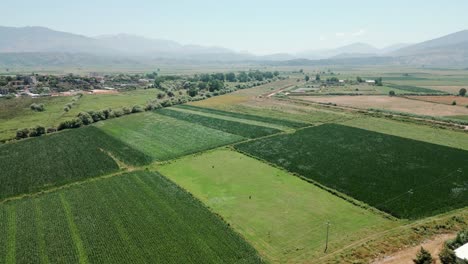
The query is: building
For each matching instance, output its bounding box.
[455,243,468,262]
[365,80,376,85]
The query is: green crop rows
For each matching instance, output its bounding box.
[157,108,281,138]
[386,83,446,94]
[0,126,151,200]
[96,112,244,161]
[0,171,263,263]
[235,124,468,219]
[176,105,309,128]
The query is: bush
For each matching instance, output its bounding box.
[452,101,457,105]
[30,103,45,112]
[16,128,30,139]
[77,112,94,125]
[114,109,124,117]
[439,246,456,264]
[29,126,46,137]
[58,118,83,131]
[131,105,144,113]
[459,88,467,96]
[46,128,57,134]
[389,91,396,96]
[122,107,132,115]
[102,108,114,119]
[161,100,172,107]
[87,110,106,122]
[413,247,433,264]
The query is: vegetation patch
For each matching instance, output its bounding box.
[0,126,151,200]
[176,104,309,128]
[0,171,263,263]
[159,149,394,263]
[235,124,468,219]
[157,108,281,138]
[96,112,244,161]
[386,84,446,94]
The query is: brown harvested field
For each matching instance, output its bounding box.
[89,89,119,95]
[372,233,455,264]
[406,95,468,106]
[299,95,468,116]
[422,86,467,94]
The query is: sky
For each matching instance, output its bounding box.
[2,0,468,55]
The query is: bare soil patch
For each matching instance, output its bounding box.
[89,89,119,95]
[407,95,468,106]
[373,233,455,264]
[422,86,467,94]
[299,95,468,116]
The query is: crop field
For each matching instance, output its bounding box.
[0,171,262,263]
[340,117,468,151]
[406,95,468,106]
[0,126,151,200]
[235,124,468,219]
[298,95,468,116]
[157,108,281,138]
[158,149,395,263]
[385,84,446,94]
[95,112,244,161]
[175,104,309,128]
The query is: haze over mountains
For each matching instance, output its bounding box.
[0,26,468,67]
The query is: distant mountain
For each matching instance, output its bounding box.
[297,43,383,60]
[392,30,468,56]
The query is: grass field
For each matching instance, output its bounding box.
[0,126,151,200]
[340,117,468,151]
[157,108,281,138]
[95,112,244,161]
[0,89,158,141]
[235,124,468,219]
[175,104,309,128]
[158,149,395,263]
[0,171,263,263]
[385,84,446,94]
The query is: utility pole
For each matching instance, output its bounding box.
[324,221,330,253]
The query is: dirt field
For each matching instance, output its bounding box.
[407,95,468,106]
[89,89,119,94]
[299,95,468,116]
[422,86,467,94]
[373,233,455,264]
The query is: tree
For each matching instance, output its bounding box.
[389,91,396,96]
[29,126,46,137]
[237,72,249,82]
[225,72,236,82]
[315,74,321,81]
[77,112,94,125]
[208,80,224,92]
[439,246,456,264]
[131,105,144,113]
[188,88,198,97]
[413,247,433,264]
[452,100,457,106]
[16,128,29,139]
[375,77,383,86]
[459,88,467,96]
[305,75,310,82]
[30,103,45,112]
[357,76,363,83]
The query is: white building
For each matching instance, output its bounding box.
[365,80,376,84]
[455,243,468,261]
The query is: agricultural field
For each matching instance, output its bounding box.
[158,149,395,263]
[175,104,309,128]
[0,171,262,263]
[157,108,281,138]
[406,95,468,106]
[385,84,446,94]
[95,112,244,161]
[0,126,151,200]
[235,124,468,219]
[298,95,468,116]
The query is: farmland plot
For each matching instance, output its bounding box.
[96,112,244,161]
[175,104,309,128]
[0,171,263,264]
[159,149,394,263]
[235,124,468,219]
[157,108,281,138]
[0,126,151,200]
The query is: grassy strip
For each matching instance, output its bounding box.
[157,108,281,138]
[386,83,447,94]
[177,104,309,128]
[235,124,468,219]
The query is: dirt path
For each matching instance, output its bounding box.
[372,233,455,264]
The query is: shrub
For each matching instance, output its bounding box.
[389,91,396,96]
[102,108,114,119]
[131,105,144,113]
[58,118,83,131]
[77,112,94,125]
[413,247,433,264]
[16,128,30,139]
[88,110,106,122]
[452,101,457,106]
[161,100,172,107]
[439,246,456,264]
[459,88,467,96]
[122,107,132,115]
[114,109,124,117]
[46,128,57,134]
[30,103,45,112]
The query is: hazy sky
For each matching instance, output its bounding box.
[2,0,468,55]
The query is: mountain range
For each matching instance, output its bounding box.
[1,26,468,67]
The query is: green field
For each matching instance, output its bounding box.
[235,124,468,219]
[95,112,244,161]
[386,83,447,94]
[340,117,468,151]
[157,108,281,138]
[0,171,262,263]
[175,104,309,128]
[0,126,151,200]
[159,149,395,263]
[0,89,158,141]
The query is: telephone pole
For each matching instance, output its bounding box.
[324,221,330,253]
